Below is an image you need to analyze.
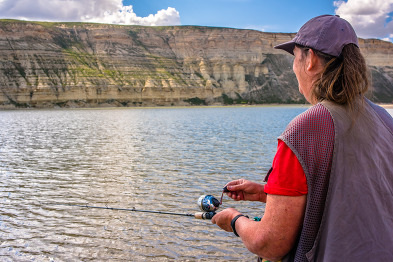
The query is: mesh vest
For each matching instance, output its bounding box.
[278,103,335,262]
[277,99,393,261]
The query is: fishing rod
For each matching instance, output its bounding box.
[52,203,215,219]
[47,184,261,221]
[49,187,262,221]
[50,193,223,220]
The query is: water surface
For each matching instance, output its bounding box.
[2,106,390,261]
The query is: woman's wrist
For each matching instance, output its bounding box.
[259,184,267,202]
[231,213,249,237]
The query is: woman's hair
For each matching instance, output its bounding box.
[296,44,369,108]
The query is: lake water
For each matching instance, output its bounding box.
[1,106,392,261]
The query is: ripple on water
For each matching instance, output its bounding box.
[0,106,307,261]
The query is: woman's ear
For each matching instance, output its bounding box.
[307,49,319,71]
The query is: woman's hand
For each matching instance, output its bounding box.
[225,179,266,202]
[211,208,241,232]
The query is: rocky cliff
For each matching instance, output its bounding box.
[0,19,392,108]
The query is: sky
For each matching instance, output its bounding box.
[0,0,392,42]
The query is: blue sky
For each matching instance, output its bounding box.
[0,0,392,41]
[126,0,336,33]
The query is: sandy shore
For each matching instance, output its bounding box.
[379,104,393,109]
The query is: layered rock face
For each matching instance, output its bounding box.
[0,20,392,108]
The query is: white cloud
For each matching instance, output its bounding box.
[334,0,393,41]
[95,6,180,26]
[0,0,181,26]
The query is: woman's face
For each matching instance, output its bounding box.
[293,46,314,104]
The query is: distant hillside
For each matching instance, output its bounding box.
[0,19,392,108]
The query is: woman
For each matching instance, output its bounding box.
[212,15,393,261]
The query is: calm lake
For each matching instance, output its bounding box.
[1,106,392,261]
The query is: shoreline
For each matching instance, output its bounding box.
[0,103,392,110]
[379,104,393,109]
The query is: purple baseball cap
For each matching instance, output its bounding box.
[274,15,359,57]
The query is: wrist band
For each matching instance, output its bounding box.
[231,214,249,237]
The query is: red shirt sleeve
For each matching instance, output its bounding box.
[264,140,308,196]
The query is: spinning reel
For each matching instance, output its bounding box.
[195,195,220,219]
[196,187,229,219]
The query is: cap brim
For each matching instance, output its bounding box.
[274,40,295,55]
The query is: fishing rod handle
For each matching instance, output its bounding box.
[195,211,261,221]
[194,212,216,220]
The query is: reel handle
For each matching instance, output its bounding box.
[194,212,216,220]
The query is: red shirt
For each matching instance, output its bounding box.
[264,140,308,196]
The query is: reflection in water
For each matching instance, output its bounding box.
[0,106,309,261]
